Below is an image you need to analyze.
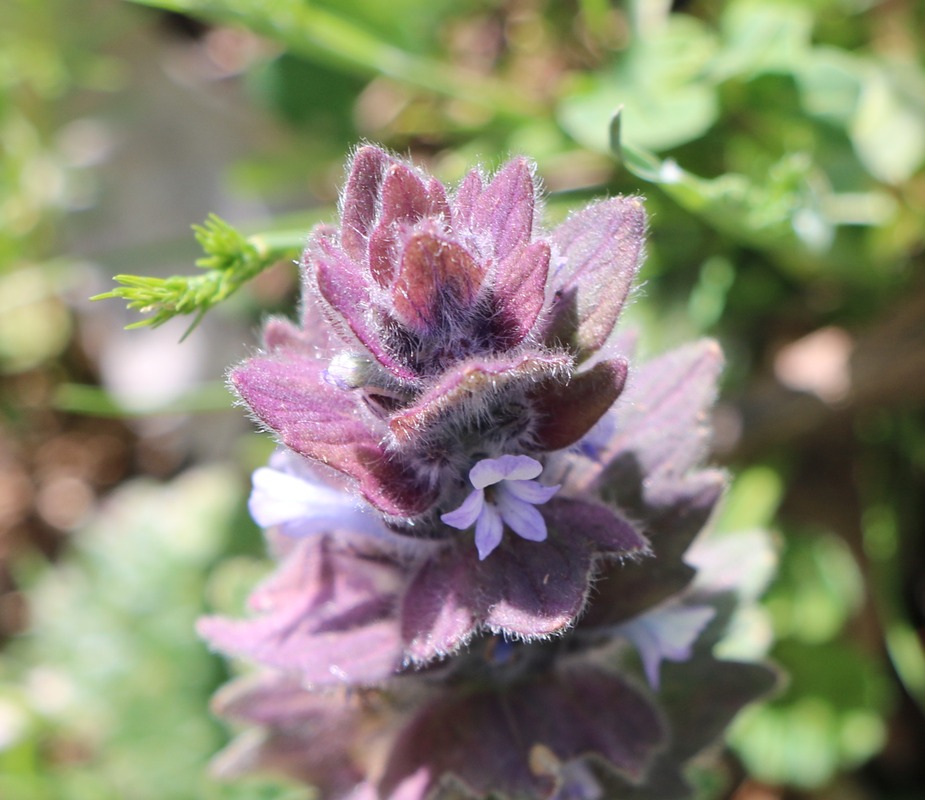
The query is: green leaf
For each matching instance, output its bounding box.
[850,60,925,184]
[558,14,718,153]
[765,531,864,644]
[730,639,892,789]
[608,110,834,251]
[709,0,813,81]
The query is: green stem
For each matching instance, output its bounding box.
[93,217,304,330]
[127,0,543,120]
[53,382,233,417]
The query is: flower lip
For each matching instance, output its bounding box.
[441,455,560,560]
[470,454,542,488]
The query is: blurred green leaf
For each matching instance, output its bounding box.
[53,381,233,417]
[686,255,736,331]
[310,0,463,53]
[730,639,892,789]
[126,0,539,119]
[687,527,779,661]
[248,52,363,134]
[864,503,925,715]
[203,556,273,619]
[559,14,718,153]
[794,46,864,125]
[716,465,785,533]
[0,264,73,373]
[709,0,813,81]
[765,531,865,643]
[0,466,281,800]
[608,109,834,251]
[849,60,925,185]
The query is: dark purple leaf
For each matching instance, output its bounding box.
[546,198,646,359]
[477,533,596,636]
[311,228,418,381]
[388,350,571,445]
[659,654,778,761]
[391,227,483,334]
[401,499,645,661]
[492,240,551,346]
[452,169,483,232]
[368,224,400,288]
[531,357,628,451]
[573,601,776,800]
[378,665,664,799]
[199,537,407,685]
[603,339,723,483]
[231,354,434,516]
[542,496,649,557]
[400,545,481,661]
[299,288,339,350]
[564,340,724,502]
[580,470,725,628]
[425,176,451,222]
[401,534,592,660]
[380,162,431,226]
[261,316,315,354]
[211,672,370,796]
[340,145,390,261]
[472,157,535,261]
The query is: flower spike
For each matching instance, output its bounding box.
[204,146,776,800]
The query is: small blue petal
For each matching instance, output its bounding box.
[249,464,387,540]
[617,603,716,689]
[470,454,542,489]
[495,486,548,542]
[502,478,560,505]
[444,455,561,557]
[440,489,485,530]
[475,502,505,560]
[576,409,618,462]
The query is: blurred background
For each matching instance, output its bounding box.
[1,0,923,797]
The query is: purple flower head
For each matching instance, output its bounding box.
[231,145,642,529]
[202,147,777,800]
[223,146,649,652]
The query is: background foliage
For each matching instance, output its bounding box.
[1,0,923,797]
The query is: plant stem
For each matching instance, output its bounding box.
[128,0,543,120]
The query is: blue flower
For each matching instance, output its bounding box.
[615,601,716,689]
[249,450,389,541]
[441,454,560,560]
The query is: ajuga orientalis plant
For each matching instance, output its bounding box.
[199,145,776,800]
